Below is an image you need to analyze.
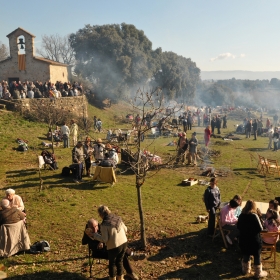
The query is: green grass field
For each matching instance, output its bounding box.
[0,104,280,280]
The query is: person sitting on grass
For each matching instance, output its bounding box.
[82,218,140,280]
[220,199,239,245]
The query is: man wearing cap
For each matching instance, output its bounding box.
[93,139,105,162]
[5,189,24,211]
[72,141,85,183]
[175,132,188,164]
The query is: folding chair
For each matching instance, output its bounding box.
[212,210,230,248]
[260,231,279,268]
[257,155,268,175]
[266,159,280,176]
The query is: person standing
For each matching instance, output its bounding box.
[188,132,198,165]
[237,200,267,278]
[252,119,258,140]
[92,205,128,280]
[211,117,216,135]
[216,115,221,134]
[72,141,85,183]
[97,119,102,133]
[267,125,274,150]
[246,120,252,138]
[204,125,211,149]
[93,116,97,131]
[60,122,70,148]
[70,119,78,146]
[203,178,221,237]
[182,117,187,133]
[222,114,227,128]
[187,113,192,130]
[175,132,188,164]
[84,137,93,177]
[272,127,279,151]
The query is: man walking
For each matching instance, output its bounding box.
[60,122,70,148]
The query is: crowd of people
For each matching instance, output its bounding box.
[0,80,83,100]
[203,178,280,278]
[71,137,118,183]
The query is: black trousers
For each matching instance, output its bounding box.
[108,242,127,277]
[92,246,133,274]
[207,207,217,235]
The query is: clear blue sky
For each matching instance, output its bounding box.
[0,0,279,71]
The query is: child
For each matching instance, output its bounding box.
[262,209,280,244]
[203,178,221,236]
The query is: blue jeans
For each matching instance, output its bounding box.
[63,134,69,148]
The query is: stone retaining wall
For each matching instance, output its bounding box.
[1,96,88,118]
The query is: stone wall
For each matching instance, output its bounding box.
[3,96,88,118]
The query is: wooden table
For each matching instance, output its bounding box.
[241,201,269,214]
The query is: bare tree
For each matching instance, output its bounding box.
[37,34,75,66]
[0,42,9,61]
[22,99,75,153]
[124,88,182,248]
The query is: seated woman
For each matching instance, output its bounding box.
[262,209,280,244]
[5,188,24,211]
[41,150,58,170]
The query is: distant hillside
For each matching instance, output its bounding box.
[201,71,280,81]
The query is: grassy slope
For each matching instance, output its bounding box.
[0,104,280,279]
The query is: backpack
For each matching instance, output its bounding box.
[61,166,71,176]
[30,240,50,254]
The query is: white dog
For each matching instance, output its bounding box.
[196,215,209,223]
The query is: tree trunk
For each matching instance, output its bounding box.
[136,178,146,248]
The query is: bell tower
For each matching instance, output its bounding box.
[6,27,36,71]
